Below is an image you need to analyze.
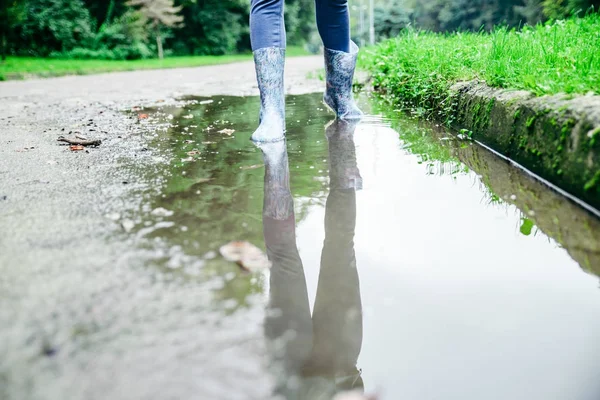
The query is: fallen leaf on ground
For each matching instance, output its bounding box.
[219,241,271,272]
[138,113,149,119]
[70,145,84,151]
[186,150,201,156]
[218,128,235,136]
[240,164,264,170]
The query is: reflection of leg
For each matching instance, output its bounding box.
[250,0,286,142]
[260,142,312,377]
[304,121,363,389]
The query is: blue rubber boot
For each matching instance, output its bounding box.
[252,47,286,143]
[323,41,363,120]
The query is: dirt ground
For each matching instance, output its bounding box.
[0,56,323,400]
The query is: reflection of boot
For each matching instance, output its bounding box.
[260,141,313,392]
[323,41,363,120]
[326,120,363,191]
[252,47,286,143]
[302,120,363,397]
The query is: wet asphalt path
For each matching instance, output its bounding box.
[0,56,323,400]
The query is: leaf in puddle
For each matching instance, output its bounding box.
[218,128,235,136]
[240,164,264,170]
[69,145,85,151]
[219,241,271,272]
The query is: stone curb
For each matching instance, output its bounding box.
[450,80,600,211]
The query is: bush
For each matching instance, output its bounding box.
[50,10,154,60]
[15,0,94,56]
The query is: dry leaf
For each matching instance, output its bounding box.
[138,113,149,119]
[219,241,271,272]
[186,150,201,156]
[218,128,235,136]
[69,145,84,151]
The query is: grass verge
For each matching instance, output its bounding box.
[360,14,600,121]
[0,46,311,81]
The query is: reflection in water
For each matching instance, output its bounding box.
[260,121,364,399]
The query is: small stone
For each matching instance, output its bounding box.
[151,207,174,217]
[105,212,121,221]
[121,219,135,233]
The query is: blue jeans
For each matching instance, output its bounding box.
[250,0,350,52]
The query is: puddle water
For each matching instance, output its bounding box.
[141,93,600,400]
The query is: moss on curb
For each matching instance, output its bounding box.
[446,81,600,209]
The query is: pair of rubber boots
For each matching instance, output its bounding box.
[251,42,362,143]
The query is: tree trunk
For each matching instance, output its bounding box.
[155,23,163,60]
[1,32,7,62]
[101,0,116,30]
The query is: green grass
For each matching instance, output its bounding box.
[0,46,311,81]
[361,14,600,118]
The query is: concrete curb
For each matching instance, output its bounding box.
[449,80,600,210]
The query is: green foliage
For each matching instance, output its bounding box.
[361,14,600,123]
[370,0,600,37]
[56,10,153,60]
[14,0,95,56]
[169,0,249,55]
[374,0,411,40]
[542,0,600,19]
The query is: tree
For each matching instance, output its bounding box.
[374,0,411,40]
[126,0,183,59]
[0,0,26,60]
[14,0,94,56]
[169,0,250,55]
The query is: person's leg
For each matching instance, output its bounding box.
[249,0,287,142]
[316,0,363,120]
[315,0,350,52]
[250,0,286,50]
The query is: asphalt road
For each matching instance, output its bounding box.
[0,56,324,400]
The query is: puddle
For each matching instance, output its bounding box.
[139,93,600,400]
